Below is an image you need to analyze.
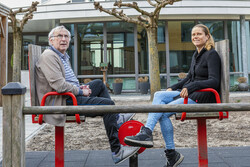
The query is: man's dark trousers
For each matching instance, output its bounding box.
[66,79,120,153]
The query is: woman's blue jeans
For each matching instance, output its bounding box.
[145,91,196,149]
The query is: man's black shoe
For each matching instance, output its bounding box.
[124,126,153,148]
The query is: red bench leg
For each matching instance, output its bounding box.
[197,118,208,167]
[55,126,64,167]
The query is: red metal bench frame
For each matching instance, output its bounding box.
[32,92,82,167]
[180,88,229,167]
[32,92,81,124]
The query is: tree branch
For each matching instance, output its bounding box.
[94,2,150,28]
[155,0,162,4]
[147,0,156,7]
[153,0,181,17]
[8,9,19,31]
[162,0,182,6]
[20,2,39,30]
[8,9,15,23]
[137,15,148,22]
[9,1,39,31]
[114,0,152,17]
[12,2,39,15]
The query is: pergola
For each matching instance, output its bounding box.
[0,3,10,106]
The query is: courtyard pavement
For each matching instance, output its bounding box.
[1,147,250,167]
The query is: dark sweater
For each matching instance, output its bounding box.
[170,48,221,103]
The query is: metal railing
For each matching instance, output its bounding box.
[22,103,250,115]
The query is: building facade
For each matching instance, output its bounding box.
[8,0,250,92]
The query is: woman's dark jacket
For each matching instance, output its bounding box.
[170,48,221,103]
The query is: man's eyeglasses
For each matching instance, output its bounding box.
[52,34,70,39]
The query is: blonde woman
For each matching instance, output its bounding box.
[124,24,221,167]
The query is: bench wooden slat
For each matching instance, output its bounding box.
[28,44,41,107]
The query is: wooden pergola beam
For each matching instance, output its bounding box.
[0,19,5,38]
[0,3,10,106]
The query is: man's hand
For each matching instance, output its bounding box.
[80,85,92,97]
[180,88,188,98]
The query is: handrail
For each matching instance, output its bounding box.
[22,103,250,115]
[39,92,80,124]
[181,88,228,121]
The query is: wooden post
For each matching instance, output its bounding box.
[2,82,26,167]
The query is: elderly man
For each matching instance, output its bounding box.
[35,25,139,164]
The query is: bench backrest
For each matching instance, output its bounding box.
[28,44,42,106]
[215,39,230,103]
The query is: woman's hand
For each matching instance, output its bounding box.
[166,88,172,91]
[80,85,92,97]
[180,88,188,98]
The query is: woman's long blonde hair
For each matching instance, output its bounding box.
[192,24,215,51]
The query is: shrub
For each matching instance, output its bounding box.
[114,78,123,83]
[83,78,92,84]
[178,72,187,79]
[230,85,239,92]
[138,76,148,82]
[237,77,247,83]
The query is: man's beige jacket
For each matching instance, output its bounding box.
[35,49,79,126]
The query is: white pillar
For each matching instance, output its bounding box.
[240,15,248,82]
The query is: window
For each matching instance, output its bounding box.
[107,22,135,74]
[181,21,195,42]
[78,23,104,75]
[22,35,36,70]
[168,21,196,73]
[198,21,224,42]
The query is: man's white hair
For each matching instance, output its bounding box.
[48,25,71,45]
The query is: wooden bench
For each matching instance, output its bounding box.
[176,39,229,167]
[28,44,85,167]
